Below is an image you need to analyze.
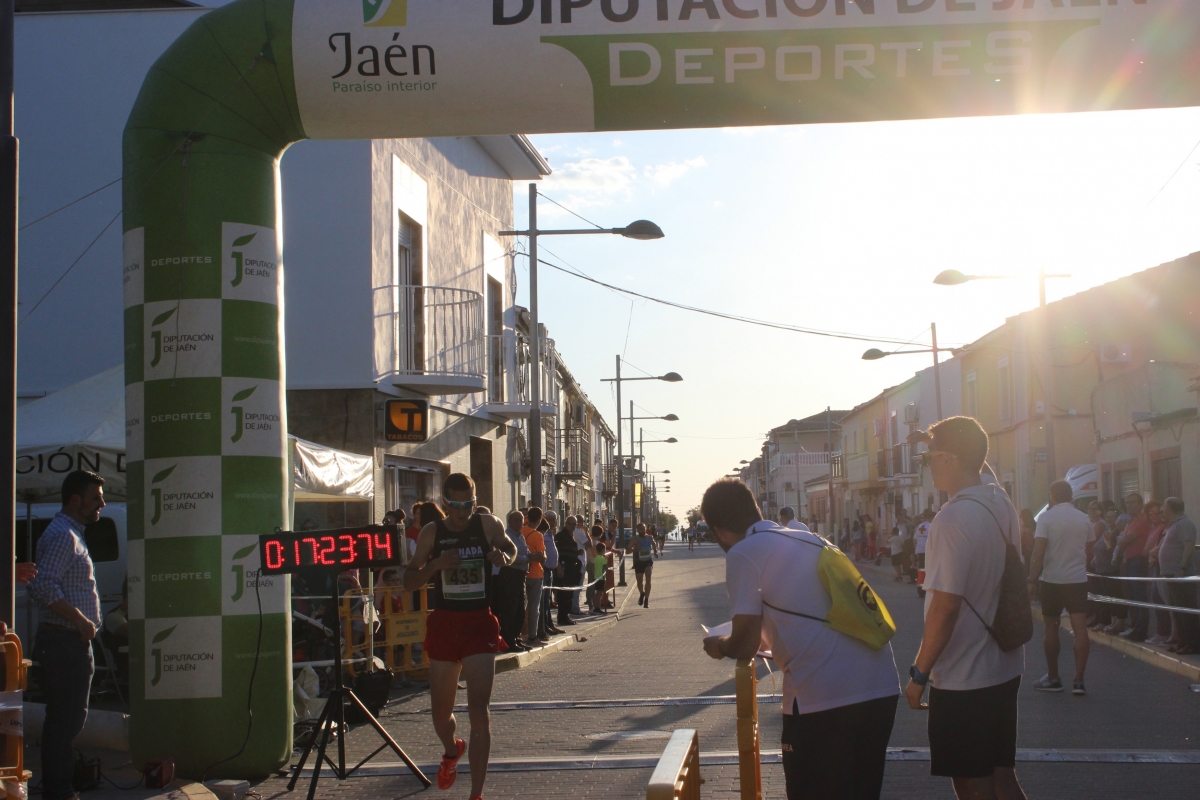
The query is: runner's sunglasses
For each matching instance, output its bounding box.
[444,498,477,511]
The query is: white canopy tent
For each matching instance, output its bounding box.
[16,367,373,508]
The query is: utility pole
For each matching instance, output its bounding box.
[526,184,544,507]
[614,355,626,585]
[1,0,18,629]
[1038,268,1057,488]
[930,322,944,422]
[826,407,833,538]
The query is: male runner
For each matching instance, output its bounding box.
[628,523,656,608]
[405,473,516,800]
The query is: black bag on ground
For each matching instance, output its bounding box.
[957,497,1034,653]
[345,667,393,722]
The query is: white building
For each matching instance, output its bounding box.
[15,1,610,522]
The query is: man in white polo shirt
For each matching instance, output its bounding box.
[701,479,899,800]
[905,416,1027,800]
[778,506,810,533]
[1027,480,1094,695]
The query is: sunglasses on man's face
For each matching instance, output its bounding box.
[445,498,476,511]
[918,450,956,467]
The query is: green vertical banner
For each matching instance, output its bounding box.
[122,0,303,778]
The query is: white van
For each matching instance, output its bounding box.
[14,502,128,642]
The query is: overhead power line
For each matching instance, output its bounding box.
[526,253,947,348]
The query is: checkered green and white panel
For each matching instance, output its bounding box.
[123,217,292,775]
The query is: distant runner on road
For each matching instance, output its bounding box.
[629,523,656,608]
[404,473,517,800]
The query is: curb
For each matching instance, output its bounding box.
[1058,615,1200,683]
[494,587,627,674]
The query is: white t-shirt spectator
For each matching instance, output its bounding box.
[1159,514,1197,576]
[914,521,930,555]
[785,519,811,533]
[727,521,899,715]
[923,482,1025,691]
[572,527,590,566]
[889,534,904,556]
[1034,502,1094,584]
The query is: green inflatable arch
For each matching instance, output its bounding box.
[123,0,301,777]
[122,0,1194,776]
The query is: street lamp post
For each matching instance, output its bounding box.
[861,321,945,422]
[600,359,681,585]
[500,186,663,508]
[934,269,1070,487]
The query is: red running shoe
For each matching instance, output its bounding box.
[436,738,466,790]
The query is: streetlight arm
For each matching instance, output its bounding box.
[498,228,624,237]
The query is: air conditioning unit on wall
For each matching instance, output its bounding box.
[903,403,919,424]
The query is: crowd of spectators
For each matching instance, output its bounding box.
[1076,494,1197,655]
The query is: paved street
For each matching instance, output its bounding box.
[76,540,1200,799]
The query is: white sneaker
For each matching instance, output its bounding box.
[1147,635,1169,645]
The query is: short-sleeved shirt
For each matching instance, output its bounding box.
[542,528,559,570]
[524,527,547,580]
[914,522,930,554]
[572,528,590,566]
[495,527,529,576]
[923,483,1025,691]
[1123,512,1153,559]
[594,554,607,580]
[1158,515,1197,576]
[1034,502,1094,584]
[888,535,903,556]
[728,521,899,715]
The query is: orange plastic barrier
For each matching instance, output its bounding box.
[0,633,31,784]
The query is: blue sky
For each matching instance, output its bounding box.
[514,107,1200,519]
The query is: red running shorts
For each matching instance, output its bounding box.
[423,608,507,663]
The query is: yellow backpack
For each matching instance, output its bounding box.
[762,530,897,651]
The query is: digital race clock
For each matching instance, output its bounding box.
[258,525,403,575]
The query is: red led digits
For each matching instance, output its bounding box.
[259,526,402,575]
[375,532,393,559]
[356,533,374,560]
[264,540,284,570]
[318,536,336,565]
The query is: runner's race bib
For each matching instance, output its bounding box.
[442,559,486,600]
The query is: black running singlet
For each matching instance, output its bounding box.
[431,514,493,612]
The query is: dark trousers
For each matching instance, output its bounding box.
[491,567,526,647]
[34,625,94,800]
[557,560,581,625]
[1124,557,1149,638]
[1087,574,1113,626]
[1167,581,1200,649]
[781,694,898,800]
[538,570,555,637]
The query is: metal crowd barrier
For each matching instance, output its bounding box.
[735,659,762,800]
[1085,572,1200,616]
[337,585,433,677]
[646,728,703,800]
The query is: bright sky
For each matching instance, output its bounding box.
[513,107,1200,521]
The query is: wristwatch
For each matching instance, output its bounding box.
[909,664,930,686]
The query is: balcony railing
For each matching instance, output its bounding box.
[893,443,915,476]
[831,453,844,480]
[770,451,838,472]
[556,428,591,481]
[845,452,870,484]
[601,464,618,497]
[482,331,558,418]
[374,284,485,394]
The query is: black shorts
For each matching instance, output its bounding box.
[1039,581,1089,618]
[891,553,902,566]
[782,695,898,800]
[928,676,1020,779]
[633,561,653,575]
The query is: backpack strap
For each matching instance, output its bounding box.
[756,529,831,624]
[946,495,1012,639]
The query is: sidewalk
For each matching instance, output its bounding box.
[40,543,1200,799]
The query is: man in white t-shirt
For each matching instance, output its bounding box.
[701,480,899,800]
[1027,480,1094,695]
[905,417,1028,800]
[914,512,931,598]
[778,506,810,533]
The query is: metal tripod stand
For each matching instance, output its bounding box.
[287,585,431,799]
